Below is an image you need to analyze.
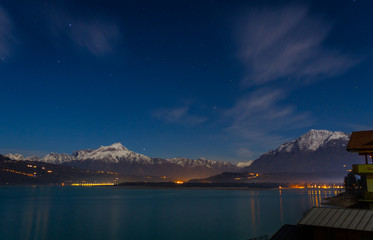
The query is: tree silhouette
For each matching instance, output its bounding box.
[344,172,358,192]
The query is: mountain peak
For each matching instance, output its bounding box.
[277,129,349,153]
[76,142,150,163]
[247,129,360,177]
[5,153,24,160]
[99,142,128,151]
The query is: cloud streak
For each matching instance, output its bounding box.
[154,4,361,161]
[238,5,358,86]
[69,21,120,56]
[224,88,313,156]
[0,6,16,58]
[153,106,207,126]
[221,4,361,159]
[46,6,121,56]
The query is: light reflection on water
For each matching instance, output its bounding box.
[279,190,284,225]
[0,186,339,240]
[307,189,342,207]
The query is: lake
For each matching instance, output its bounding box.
[0,186,339,240]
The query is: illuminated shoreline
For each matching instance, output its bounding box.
[279,184,344,190]
[70,183,115,186]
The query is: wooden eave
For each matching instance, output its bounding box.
[347,130,373,153]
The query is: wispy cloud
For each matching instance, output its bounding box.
[223,88,313,156]
[238,5,359,86]
[222,4,361,158]
[47,6,121,56]
[153,106,207,126]
[68,21,120,56]
[0,6,16,58]
[153,4,361,161]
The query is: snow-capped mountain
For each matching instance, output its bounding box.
[25,156,42,161]
[72,142,152,164]
[5,153,25,161]
[5,143,152,164]
[4,142,238,179]
[6,152,70,163]
[165,157,233,168]
[6,129,358,180]
[64,144,237,178]
[5,153,41,161]
[42,153,74,164]
[276,129,349,153]
[246,129,362,176]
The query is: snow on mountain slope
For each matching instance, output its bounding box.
[3,143,237,173]
[72,142,152,164]
[24,156,41,161]
[246,129,360,176]
[42,153,74,164]
[71,149,94,159]
[236,160,254,168]
[5,153,25,160]
[165,157,233,168]
[3,130,350,170]
[275,129,349,153]
[5,153,41,161]
[4,143,151,164]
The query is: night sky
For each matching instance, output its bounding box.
[1,0,372,162]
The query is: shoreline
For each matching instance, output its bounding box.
[112,185,282,191]
[0,183,345,192]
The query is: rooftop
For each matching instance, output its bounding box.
[298,207,373,231]
[271,207,373,240]
[347,130,373,153]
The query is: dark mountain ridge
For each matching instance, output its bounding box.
[245,130,362,176]
[0,155,123,185]
[5,143,238,179]
[3,129,365,182]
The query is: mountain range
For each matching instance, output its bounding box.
[4,129,365,182]
[0,155,124,185]
[243,129,362,182]
[5,142,238,179]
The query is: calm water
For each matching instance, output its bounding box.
[0,186,338,240]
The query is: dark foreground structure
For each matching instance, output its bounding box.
[269,131,373,240]
[271,207,373,240]
[347,130,373,200]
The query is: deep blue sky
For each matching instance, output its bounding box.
[0,0,372,162]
